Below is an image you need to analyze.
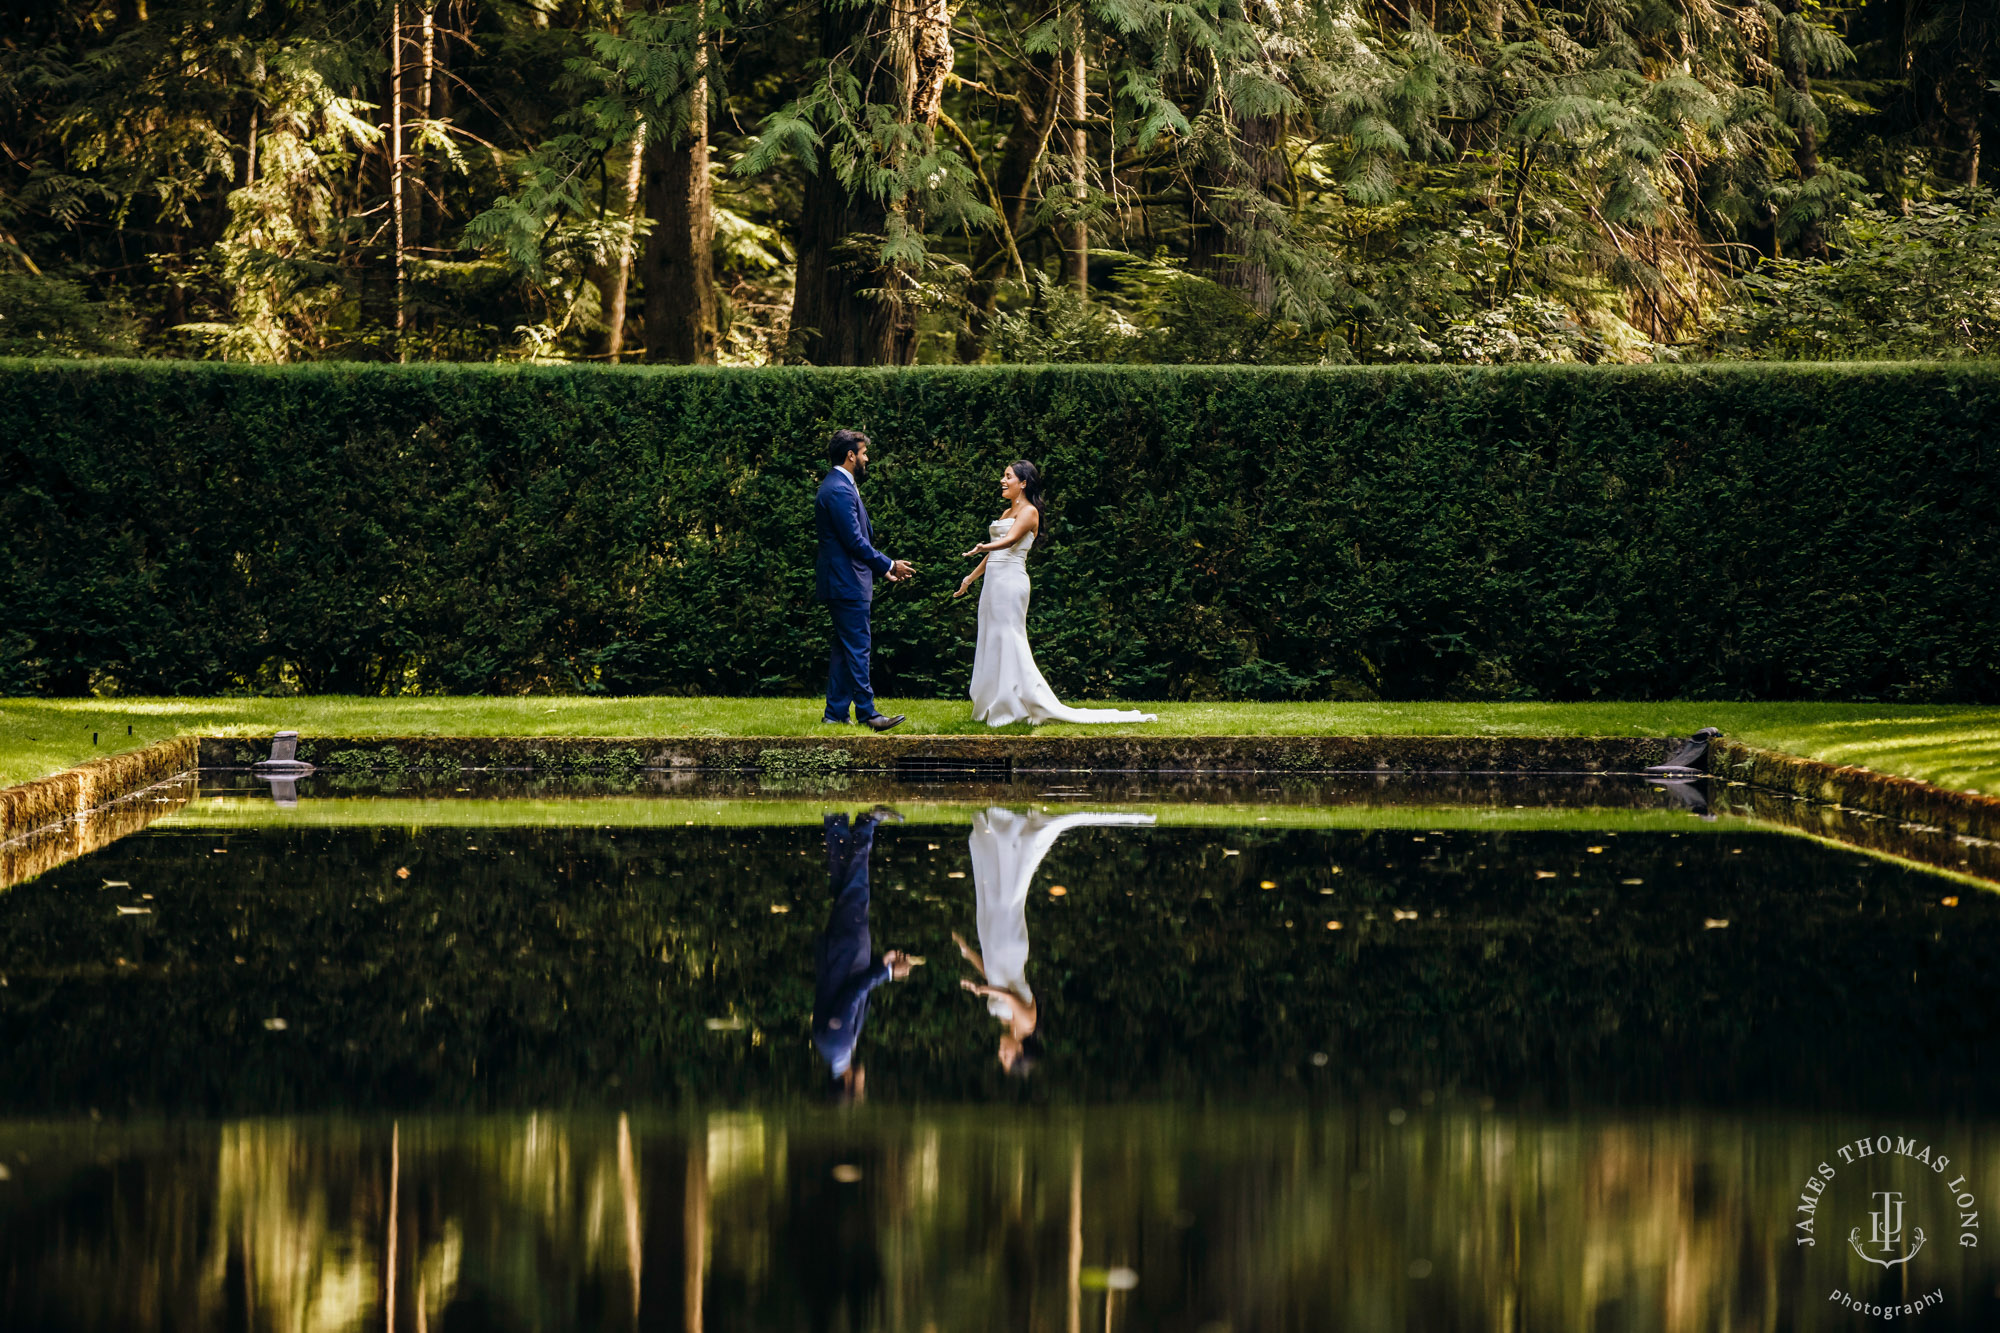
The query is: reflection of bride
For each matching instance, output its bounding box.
[954,807,1156,1074]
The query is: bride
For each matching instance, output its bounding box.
[954,460,1157,726]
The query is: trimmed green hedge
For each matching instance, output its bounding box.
[2,360,1996,701]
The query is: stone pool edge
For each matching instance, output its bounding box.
[0,737,197,845]
[1713,740,2000,845]
[7,732,1997,864]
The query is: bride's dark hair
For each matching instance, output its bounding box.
[1008,458,1048,534]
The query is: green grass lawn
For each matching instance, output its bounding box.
[2,697,1997,796]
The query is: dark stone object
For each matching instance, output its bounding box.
[1645,727,1721,778]
[252,730,315,778]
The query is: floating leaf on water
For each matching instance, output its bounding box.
[263,1017,287,1031]
[831,1164,863,1183]
[1704,918,1730,929]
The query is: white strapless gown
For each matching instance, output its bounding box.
[970,517,1158,726]
[967,808,1157,1020]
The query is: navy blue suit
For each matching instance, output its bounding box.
[815,468,895,722]
[813,813,892,1079]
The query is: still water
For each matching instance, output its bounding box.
[2,775,1997,1330]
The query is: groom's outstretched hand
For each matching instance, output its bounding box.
[887,558,916,582]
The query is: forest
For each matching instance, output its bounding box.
[2,0,1995,366]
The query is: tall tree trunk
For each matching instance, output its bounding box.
[1188,111,1285,311]
[642,10,717,364]
[415,6,435,249]
[788,0,902,364]
[388,0,408,357]
[1066,46,1088,298]
[1777,0,1826,258]
[1939,55,1986,187]
[881,0,954,362]
[607,119,646,362]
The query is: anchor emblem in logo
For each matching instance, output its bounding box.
[1850,1190,1927,1268]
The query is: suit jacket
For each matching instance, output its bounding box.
[815,467,894,602]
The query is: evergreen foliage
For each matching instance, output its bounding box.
[3,0,1995,365]
[2,360,1994,702]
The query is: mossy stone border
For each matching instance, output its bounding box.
[0,737,198,844]
[198,733,1678,775]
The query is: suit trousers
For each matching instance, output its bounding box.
[823,598,878,722]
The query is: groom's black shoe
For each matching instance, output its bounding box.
[862,713,906,732]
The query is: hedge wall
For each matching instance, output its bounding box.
[2,360,1995,701]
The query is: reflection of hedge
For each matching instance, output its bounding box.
[3,359,1996,700]
[0,823,1992,1113]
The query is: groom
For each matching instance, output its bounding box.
[816,428,914,729]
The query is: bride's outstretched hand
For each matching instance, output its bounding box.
[960,543,984,558]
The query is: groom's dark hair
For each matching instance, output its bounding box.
[828,429,869,467]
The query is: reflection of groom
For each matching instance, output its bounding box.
[814,809,916,1101]
[816,428,915,730]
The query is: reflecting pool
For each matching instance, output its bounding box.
[2,774,1997,1330]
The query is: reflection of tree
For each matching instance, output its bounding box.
[7,1111,2000,1331]
[208,1121,383,1333]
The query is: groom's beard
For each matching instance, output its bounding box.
[852,463,868,483]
